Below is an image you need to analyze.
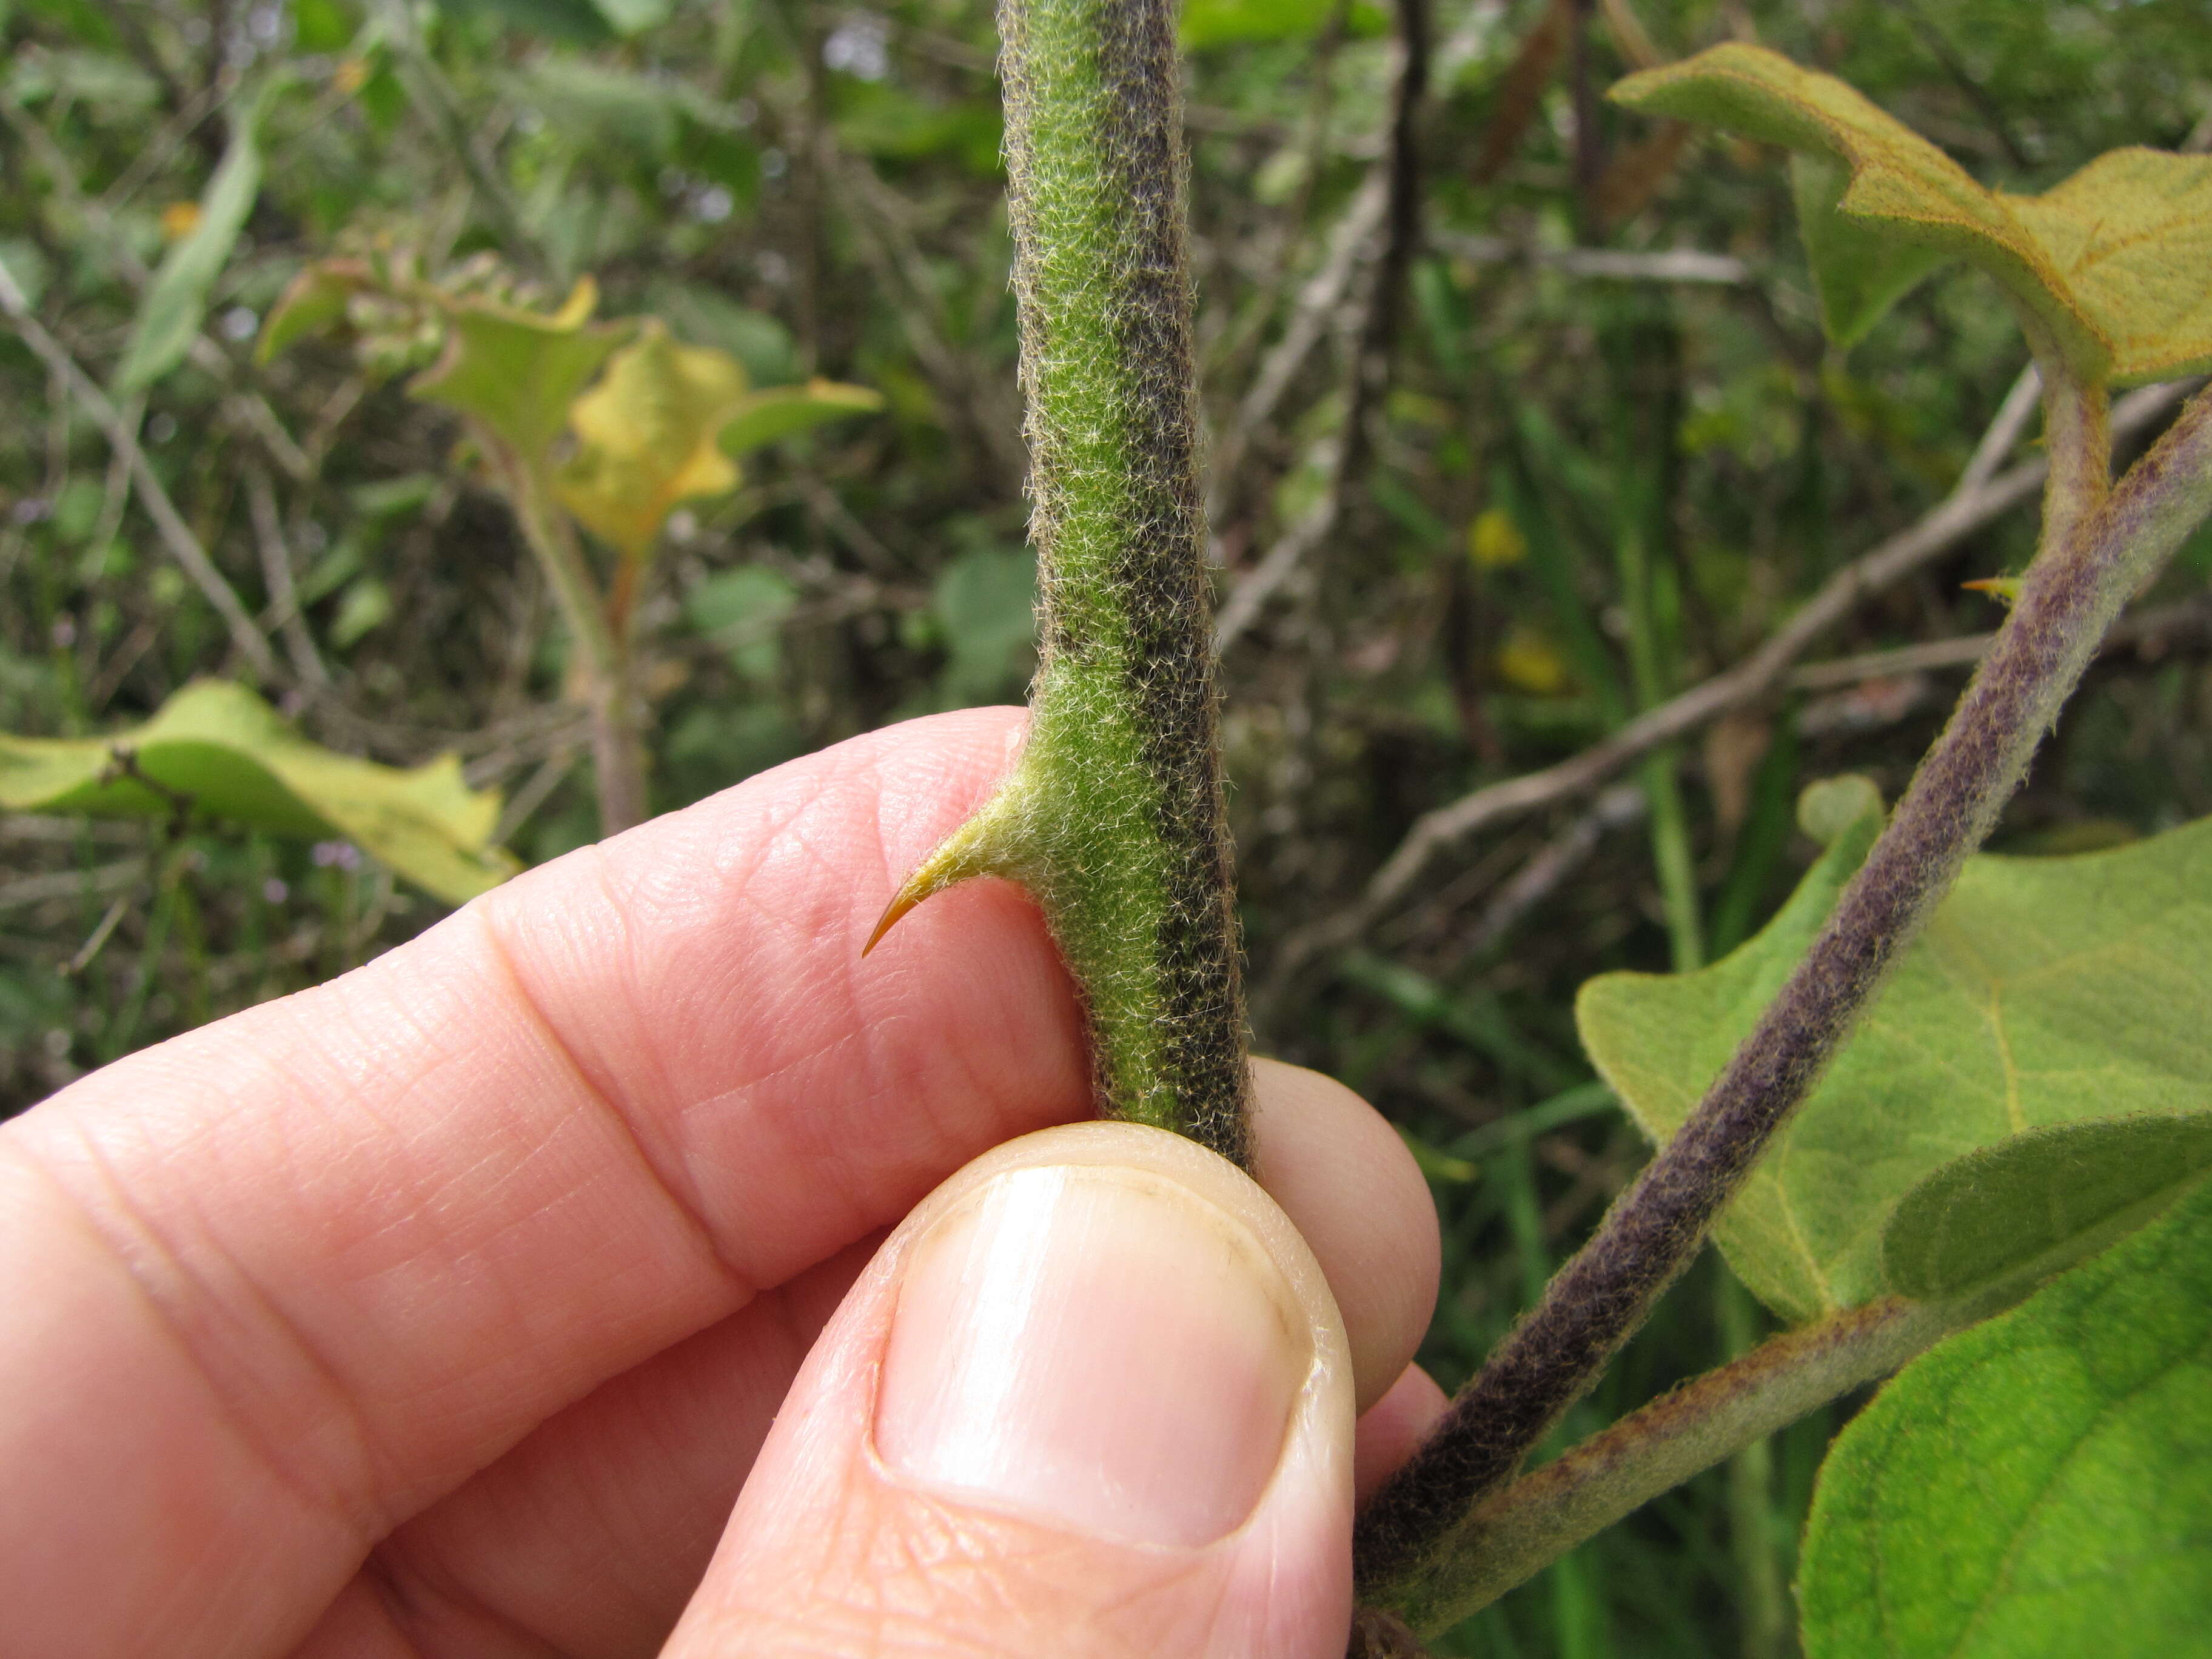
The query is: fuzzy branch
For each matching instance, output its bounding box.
[1353,379,2212,1593]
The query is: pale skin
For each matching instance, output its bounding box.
[0,708,1445,1659]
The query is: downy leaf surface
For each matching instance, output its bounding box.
[1800,1171,2212,1658]
[1882,1111,2212,1302]
[0,681,517,904]
[1578,803,2212,1321]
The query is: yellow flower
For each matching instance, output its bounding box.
[1468,506,1528,569]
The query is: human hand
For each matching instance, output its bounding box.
[0,708,1443,1659]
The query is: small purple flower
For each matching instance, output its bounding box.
[311,840,362,870]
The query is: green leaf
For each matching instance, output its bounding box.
[1882,1112,2212,1302]
[5,49,156,114]
[932,543,1037,705]
[507,58,680,154]
[1800,1172,2212,1658]
[115,95,266,392]
[1610,44,2212,382]
[586,0,669,35]
[1578,800,2212,1321]
[717,378,884,458]
[552,321,748,562]
[434,0,615,45]
[0,681,518,904]
[686,566,797,683]
[409,278,632,464]
[255,258,371,364]
[1790,153,1952,352]
[1178,0,1386,52]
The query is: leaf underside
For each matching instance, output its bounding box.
[1800,1171,2212,1658]
[0,680,517,904]
[1882,1111,2212,1302]
[1612,44,2212,381]
[1578,808,2212,1322]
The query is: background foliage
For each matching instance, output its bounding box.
[4,0,2210,1651]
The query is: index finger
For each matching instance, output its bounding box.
[0,707,1088,1659]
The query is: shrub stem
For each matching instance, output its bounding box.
[1355,377,2212,1591]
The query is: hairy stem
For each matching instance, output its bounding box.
[1355,380,2212,1590]
[1381,1297,1962,1632]
[874,0,1250,1162]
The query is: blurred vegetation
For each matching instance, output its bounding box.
[2,0,2209,1651]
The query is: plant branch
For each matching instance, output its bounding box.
[1313,375,2191,945]
[1353,380,2212,1592]
[246,463,330,687]
[0,254,279,681]
[497,450,645,836]
[1375,1296,1964,1632]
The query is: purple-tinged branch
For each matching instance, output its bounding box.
[1354,379,2212,1592]
[1370,1298,1959,1631]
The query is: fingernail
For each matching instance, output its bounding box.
[874,1164,1312,1547]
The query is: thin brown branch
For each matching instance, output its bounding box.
[1339,376,2192,933]
[246,464,330,687]
[0,256,278,680]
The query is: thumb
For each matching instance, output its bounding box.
[664,1121,1358,1659]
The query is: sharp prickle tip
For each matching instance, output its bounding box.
[862,886,921,956]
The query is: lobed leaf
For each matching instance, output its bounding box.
[552,321,748,561]
[0,681,517,904]
[410,278,634,464]
[1800,1171,2212,1657]
[1578,800,2212,1321]
[1612,44,2212,381]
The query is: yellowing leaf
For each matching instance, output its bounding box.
[1612,44,2212,383]
[554,320,749,560]
[411,277,634,464]
[0,680,517,904]
[1468,506,1528,569]
[718,377,885,458]
[2005,148,2212,386]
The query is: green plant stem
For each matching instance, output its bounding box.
[1381,1296,1970,1633]
[1355,379,2212,1594]
[501,450,646,835]
[877,0,1250,1163]
[1717,1273,1788,1659]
